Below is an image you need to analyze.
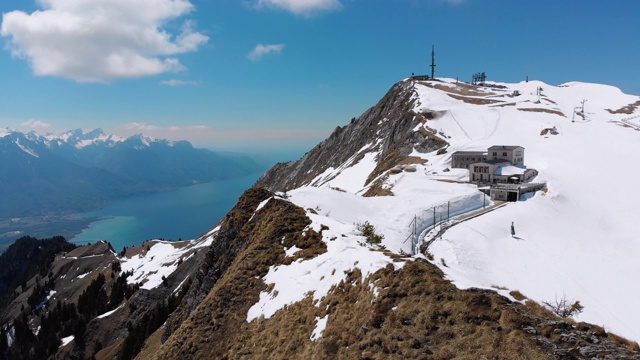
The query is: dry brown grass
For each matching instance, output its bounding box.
[518,108,566,117]
[364,148,404,187]
[132,327,163,360]
[362,175,394,197]
[94,342,122,360]
[606,332,640,352]
[416,125,440,140]
[147,197,327,360]
[606,99,640,114]
[509,290,527,301]
[397,156,427,166]
[141,190,640,360]
[147,243,640,360]
[490,102,516,108]
[436,179,466,184]
[432,83,496,97]
[447,93,503,105]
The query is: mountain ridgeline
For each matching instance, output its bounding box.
[0,129,263,218]
[2,79,640,359]
[257,80,448,194]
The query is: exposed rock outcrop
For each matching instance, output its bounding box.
[256,79,448,193]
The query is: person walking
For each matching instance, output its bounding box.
[511,222,516,237]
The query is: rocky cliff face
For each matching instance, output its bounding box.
[256,79,448,194]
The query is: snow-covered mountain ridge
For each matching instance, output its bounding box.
[256,77,640,342]
[4,77,640,359]
[0,127,176,156]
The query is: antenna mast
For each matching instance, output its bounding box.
[430,45,436,79]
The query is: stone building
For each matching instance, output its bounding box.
[450,151,488,169]
[451,145,535,184]
[487,145,524,165]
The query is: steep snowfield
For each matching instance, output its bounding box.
[247,78,640,342]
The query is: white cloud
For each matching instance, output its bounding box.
[21,119,52,131]
[0,0,208,82]
[122,122,159,132]
[159,79,201,86]
[253,0,342,16]
[247,44,285,62]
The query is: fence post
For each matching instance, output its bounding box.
[433,207,436,229]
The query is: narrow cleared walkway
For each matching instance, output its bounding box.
[415,200,508,255]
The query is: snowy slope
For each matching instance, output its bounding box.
[120,232,216,290]
[248,77,640,342]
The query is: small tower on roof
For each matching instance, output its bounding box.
[430,45,436,79]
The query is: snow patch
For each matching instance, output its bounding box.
[121,237,213,290]
[96,304,124,319]
[247,209,404,322]
[285,245,302,257]
[310,315,328,341]
[60,335,74,347]
[15,139,39,158]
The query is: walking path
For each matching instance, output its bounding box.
[415,200,508,255]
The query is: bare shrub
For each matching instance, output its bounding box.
[543,294,584,318]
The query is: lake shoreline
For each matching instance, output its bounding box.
[69,171,265,252]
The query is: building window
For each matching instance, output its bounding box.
[503,152,507,157]
[493,152,497,156]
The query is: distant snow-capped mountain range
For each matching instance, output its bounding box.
[0,128,262,218]
[1,127,173,155]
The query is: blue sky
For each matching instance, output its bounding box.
[1,0,638,154]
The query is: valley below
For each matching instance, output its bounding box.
[0,214,95,251]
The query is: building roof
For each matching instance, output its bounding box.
[471,159,509,166]
[452,150,487,156]
[488,145,524,151]
[495,164,526,176]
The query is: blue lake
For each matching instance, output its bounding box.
[70,171,263,252]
